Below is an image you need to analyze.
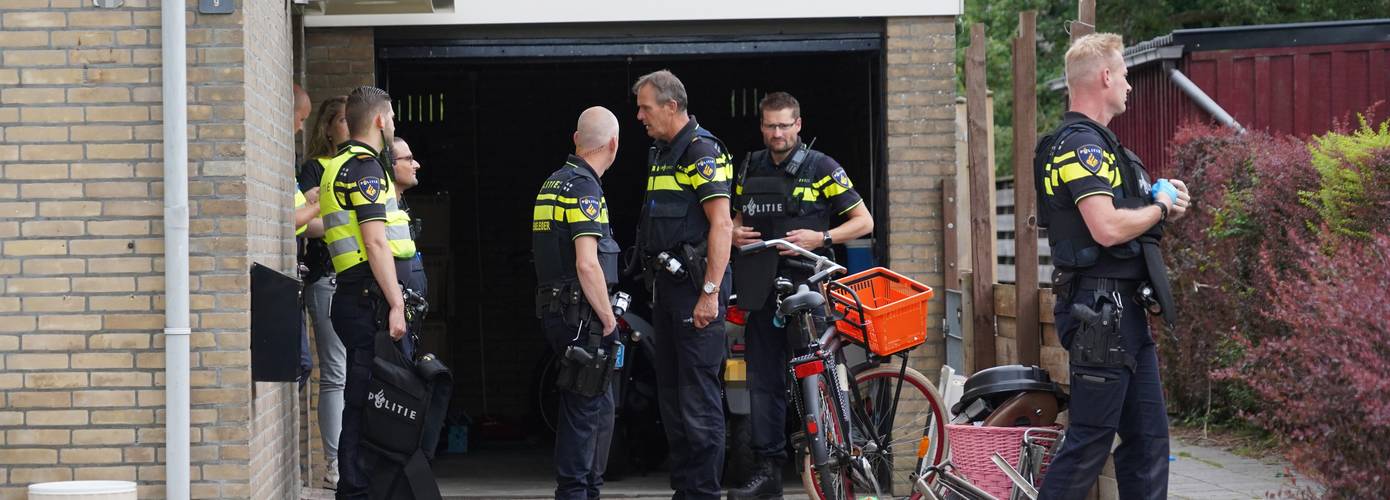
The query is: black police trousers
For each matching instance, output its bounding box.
[1038,284,1169,500]
[651,272,729,500]
[331,278,419,500]
[744,295,826,462]
[542,313,616,500]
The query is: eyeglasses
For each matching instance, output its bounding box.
[395,155,414,164]
[760,122,796,132]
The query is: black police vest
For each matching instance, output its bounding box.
[1034,116,1154,278]
[639,126,730,254]
[533,165,621,288]
[732,147,831,309]
[737,148,830,248]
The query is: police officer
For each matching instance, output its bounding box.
[727,92,873,500]
[1034,33,1190,500]
[533,106,623,500]
[632,70,733,500]
[391,136,427,359]
[319,86,419,500]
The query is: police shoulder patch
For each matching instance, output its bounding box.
[831,168,852,188]
[695,156,718,181]
[357,176,383,203]
[578,196,601,221]
[1075,144,1105,174]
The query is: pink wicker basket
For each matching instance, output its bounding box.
[945,424,1063,498]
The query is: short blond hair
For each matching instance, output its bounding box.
[1065,33,1124,89]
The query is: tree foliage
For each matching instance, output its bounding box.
[954,0,1390,176]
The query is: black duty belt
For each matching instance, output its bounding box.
[1076,277,1142,295]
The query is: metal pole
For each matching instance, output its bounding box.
[161,0,191,497]
[1169,68,1247,134]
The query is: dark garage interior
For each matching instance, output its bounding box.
[372,22,888,483]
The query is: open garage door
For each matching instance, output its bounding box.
[373,22,886,491]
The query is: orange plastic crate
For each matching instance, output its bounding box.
[829,267,934,356]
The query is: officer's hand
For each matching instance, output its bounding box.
[304,187,320,206]
[692,293,719,329]
[388,306,407,340]
[1169,179,1191,221]
[733,225,762,247]
[600,311,618,337]
[781,229,821,256]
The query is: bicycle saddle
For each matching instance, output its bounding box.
[778,285,825,316]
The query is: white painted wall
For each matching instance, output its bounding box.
[305,0,961,27]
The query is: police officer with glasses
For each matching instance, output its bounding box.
[728,91,873,500]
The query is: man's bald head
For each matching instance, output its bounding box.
[576,106,619,151]
[574,106,620,174]
[293,84,312,134]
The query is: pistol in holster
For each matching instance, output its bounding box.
[679,241,709,291]
[1068,290,1136,372]
[555,330,615,398]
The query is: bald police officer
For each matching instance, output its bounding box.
[532,107,624,500]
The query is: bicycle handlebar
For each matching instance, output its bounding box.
[738,238,847,285]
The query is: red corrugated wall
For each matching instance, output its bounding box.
[1109,41,1390,177]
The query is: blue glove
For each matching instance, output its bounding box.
[1151,179,1179,205]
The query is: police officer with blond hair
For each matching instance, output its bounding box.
[1035,33,1191,499]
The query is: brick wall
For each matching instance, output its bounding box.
[0,1,299,498]
[304,28,375,110]
[298,26,377,481]
[884,17,957,380]
[243,0,301,498]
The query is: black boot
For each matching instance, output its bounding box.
[727,458,783,500]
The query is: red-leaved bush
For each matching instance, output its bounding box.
[1222,232,1390,497]
[1164,111,1390,498]
[1161,124,1320,419]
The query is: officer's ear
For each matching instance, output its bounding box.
[606,135,619,155]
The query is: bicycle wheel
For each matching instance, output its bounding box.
[849,364,950,498]
[800,372,855,500]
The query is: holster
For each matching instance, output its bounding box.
[680,241,709,290]
[1068,291,1135,372]
[555,331,614,398]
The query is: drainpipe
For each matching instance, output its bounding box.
[162,0,191,497]
[1168,67,1247,134]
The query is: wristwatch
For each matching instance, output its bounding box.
[702,281,718,295]
[822,231,833,248]
[1155,202,1169,222]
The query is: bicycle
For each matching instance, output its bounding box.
[736,239,949,499]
